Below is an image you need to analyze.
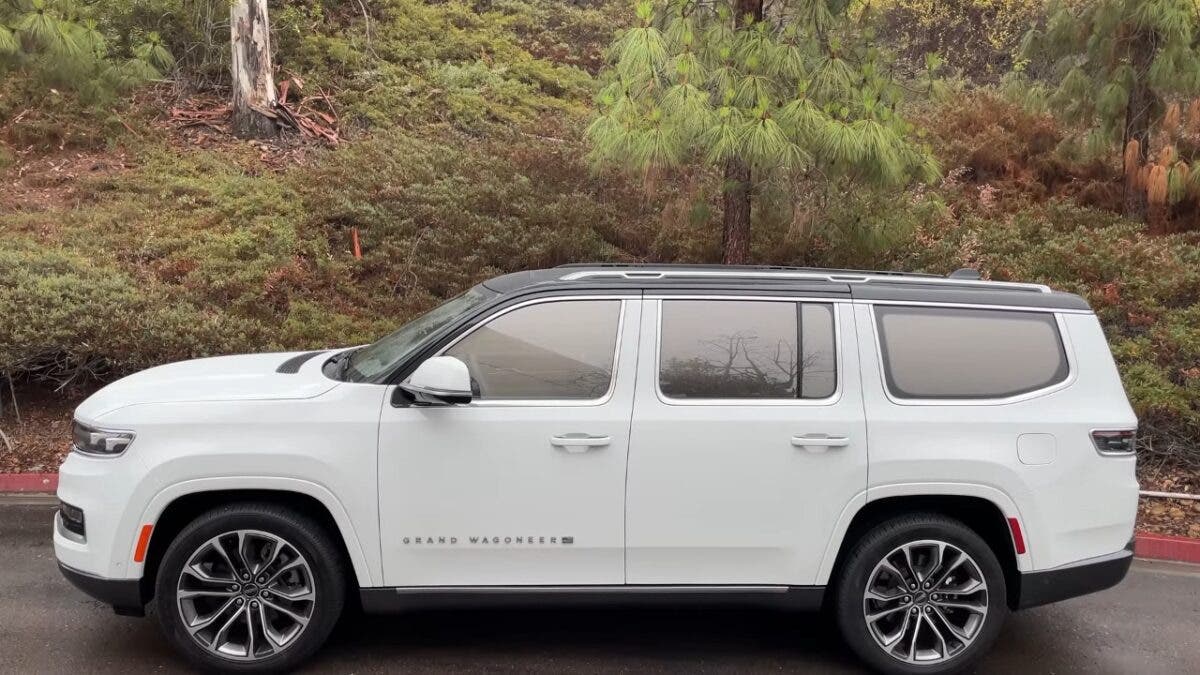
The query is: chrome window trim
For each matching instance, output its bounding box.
[425,295,634,408]
[645,294,850,303]
[853,298,1093,315]
[650,296,844,407]
[869,304,1078,407]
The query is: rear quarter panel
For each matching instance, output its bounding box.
[855,304,1137,571]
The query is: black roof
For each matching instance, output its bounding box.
[480,264,1091,312]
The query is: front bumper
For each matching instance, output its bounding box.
[1016,539,1134,609]
[54,450,146,579]
[57,561,146,616]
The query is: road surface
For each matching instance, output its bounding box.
[2,500,1197,673]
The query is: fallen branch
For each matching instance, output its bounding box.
[1141,490,1200,501]
[6,375,18,425]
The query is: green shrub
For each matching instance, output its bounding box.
[262,0,596,133]
[0,123,661,388]
[0,245,271,382]
[876,0,1045,81]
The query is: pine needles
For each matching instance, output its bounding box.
[2,0,174,107]
[587,0,940,197]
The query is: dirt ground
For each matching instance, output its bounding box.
[1137,465,1200,538]
[0,148,132,213]
[2,390,1197,539]
[0,389,79,473]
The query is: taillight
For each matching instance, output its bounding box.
[1092,429,1136,456]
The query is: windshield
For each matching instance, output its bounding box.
[344,285,497,382]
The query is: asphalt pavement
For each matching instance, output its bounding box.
[3,500,1198,673]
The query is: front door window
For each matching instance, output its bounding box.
[445,300,621,401]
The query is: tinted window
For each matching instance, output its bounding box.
[799,303,837,398]
[875,306,1069,399]
[347,286,497,382]
[658,300,836,400]
[445,300,621,400]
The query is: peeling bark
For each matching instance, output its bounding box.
[230,0,278,139]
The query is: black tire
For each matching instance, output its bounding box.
[154,503,346,673]
[834,514,1008,675]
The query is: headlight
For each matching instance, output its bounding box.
[72,420,136,457]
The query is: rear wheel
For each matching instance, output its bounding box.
[155,503,345,672]
[834,514,1008,674]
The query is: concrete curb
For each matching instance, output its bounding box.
[2,472,1199,564]
[0,473,57,493]
[1134,532,1200,565]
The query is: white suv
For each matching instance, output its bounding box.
[55,264,1138,673]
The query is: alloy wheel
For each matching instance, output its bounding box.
[175,529,317,662]
[862,538,989,665]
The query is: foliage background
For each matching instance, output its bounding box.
[1,0,1197,471]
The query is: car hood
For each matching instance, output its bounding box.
[76,351,341,420]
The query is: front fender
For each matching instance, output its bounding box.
[134,476,379,587]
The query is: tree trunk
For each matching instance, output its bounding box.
[722,159,752,265]
[734,0,764,22]
[719,0,762,266]
[230,0,278,139]
[1122,27,1158,221]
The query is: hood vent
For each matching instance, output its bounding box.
[276,351,327,374]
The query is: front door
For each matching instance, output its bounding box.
[625,297,867,585]
[378,296,641,586]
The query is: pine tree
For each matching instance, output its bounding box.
[1014,0,1200,219]
[587,0,941,264]
[0,0,172,106]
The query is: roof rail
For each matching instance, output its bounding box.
[556,267,1053,293]
[554,262,942,279]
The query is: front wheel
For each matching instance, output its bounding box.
[834,514,1008,674]
[154,503,346,672]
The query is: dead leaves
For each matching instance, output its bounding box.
[164,77,341,168]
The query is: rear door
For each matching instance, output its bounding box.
[625,296,867,585]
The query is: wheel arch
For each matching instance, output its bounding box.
[820,488,1026,610]
[137,478,376,603]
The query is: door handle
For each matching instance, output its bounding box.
[791,435,850,453]
[550,434,611,453]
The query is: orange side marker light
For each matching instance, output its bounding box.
[133,524,153,563]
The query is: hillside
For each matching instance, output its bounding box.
[0,2,1198,528]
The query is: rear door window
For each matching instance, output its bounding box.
[874,306,1069,399]
[658,300,837,400]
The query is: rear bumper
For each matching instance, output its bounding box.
[57,561,146,617]
[1016,540,1134,610]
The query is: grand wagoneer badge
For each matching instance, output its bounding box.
[401,535,575,545]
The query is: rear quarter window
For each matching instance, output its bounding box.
[874,305,1069,400]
